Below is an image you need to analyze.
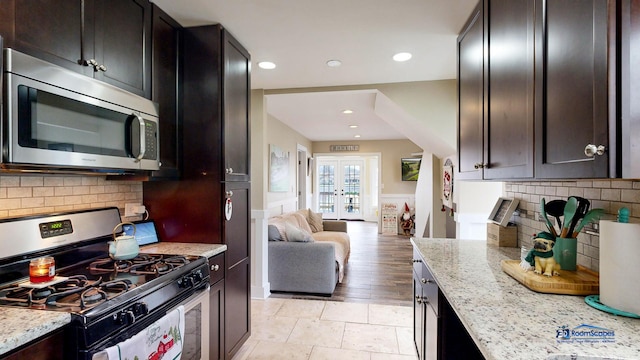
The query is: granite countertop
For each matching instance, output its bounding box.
[0,308,70,356]
[411,238,640,360]
[0,242,225,357]
[141,242,227,258]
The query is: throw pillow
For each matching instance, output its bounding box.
[284,222,314,242]
[287,212,314,234]
[268,217,288,241]
[267,225,283,241]
[307,209,324,233]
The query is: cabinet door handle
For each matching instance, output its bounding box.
[412,259,422,264]
[474,162,486,169]
[226,191,234,198]
[421,278,432,284]
[415,295,429,304]
[97,64,107,72]
[584,144,606,157]
[226,167,234,174]
[211,264,220,271]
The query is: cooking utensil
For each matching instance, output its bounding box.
[571,208,604,237]
[560,197,578,238]
[109,222,139,260]
[568,196,590,237]
[545,199,566,233]
[540,198,558,237]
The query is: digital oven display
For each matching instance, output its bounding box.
[39,219,73,238]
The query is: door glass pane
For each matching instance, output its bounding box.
[318,164,335,214]
[343,164,360,214]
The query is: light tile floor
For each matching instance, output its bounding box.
[232,298,418,360]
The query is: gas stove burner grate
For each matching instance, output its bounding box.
[0,276,135,310]
[88,254,190,275]
[89,259,133,273]
[130,260,174,275]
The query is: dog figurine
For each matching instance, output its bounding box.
[524,232,561,276]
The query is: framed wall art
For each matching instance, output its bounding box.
[401,158,421,181]
[269,144,290,192]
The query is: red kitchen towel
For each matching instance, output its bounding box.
[92,305,185,360]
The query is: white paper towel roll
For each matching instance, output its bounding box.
[599,220,640,315]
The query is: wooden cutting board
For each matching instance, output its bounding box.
[501,259,599,295]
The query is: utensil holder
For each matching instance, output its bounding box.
[554,237,577,271]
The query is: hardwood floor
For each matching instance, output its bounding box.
[271,221,414,306]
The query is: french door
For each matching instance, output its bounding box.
[317,160,363,220]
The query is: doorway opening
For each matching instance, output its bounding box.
[313,153,380,221]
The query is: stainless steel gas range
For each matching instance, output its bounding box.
[0,208,210,360]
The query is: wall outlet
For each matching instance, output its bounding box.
[124,203,145,217]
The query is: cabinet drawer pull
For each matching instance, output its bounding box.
[211,264,220,271]
[584,144,606,157]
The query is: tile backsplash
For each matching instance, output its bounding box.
[0,175,142,219]
[504,179,640,272]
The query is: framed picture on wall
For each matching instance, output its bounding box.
[269,144,290,192]
[401,158,421,181]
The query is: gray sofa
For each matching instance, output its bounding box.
[268,219,349,295]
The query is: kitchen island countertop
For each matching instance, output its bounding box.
[411,238,640,360]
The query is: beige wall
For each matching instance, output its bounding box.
[313,140,422,194]
[0,175,142,219]
[266,114,313,206]
[251,89,267,209]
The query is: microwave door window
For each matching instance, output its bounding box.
[18,86,127,157]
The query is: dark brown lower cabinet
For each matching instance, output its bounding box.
[208,253,225,360]
[413,248,483,360]
[3,329,65,360]
[209,279,225,360]
[225,258,250,359]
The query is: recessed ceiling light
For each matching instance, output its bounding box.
[354,135,361,138]
[349,125,358,129]
[326,59,342,67]
[258,61,276,69]
[342,109,353,114]
[393,52,412,62]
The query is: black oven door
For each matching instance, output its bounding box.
[76,287,209,360]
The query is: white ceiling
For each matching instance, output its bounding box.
[152,0,477,145]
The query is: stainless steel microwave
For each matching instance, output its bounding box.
[1,48,159,174]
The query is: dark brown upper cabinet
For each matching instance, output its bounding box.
[457,3,484,180]
[619,0,640,178]
[534,0,612,179]
[149,4,182,179]
[458,0,617,180]
[182,25,251,182]
[0,0,152,98]
[457,0,534,180]
[483,0,535,180]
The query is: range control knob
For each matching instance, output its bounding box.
[179,275,194,288]
[190,271,203,284]
[115,310,136,325]
[134,302,149,316]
